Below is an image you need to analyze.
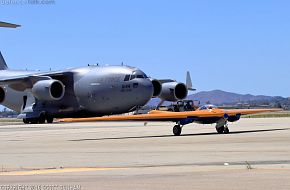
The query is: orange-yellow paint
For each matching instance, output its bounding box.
[58,108,282,123]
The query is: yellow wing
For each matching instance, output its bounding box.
[58,108,281,123]
[224,109,282,116]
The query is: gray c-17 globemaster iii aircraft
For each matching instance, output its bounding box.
[0,52,192,124]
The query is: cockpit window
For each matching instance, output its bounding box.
[199,106,206,110]
[126,71,148,81]
[199,104,217,110]
[136,75,144,79]
[124,75,130,81]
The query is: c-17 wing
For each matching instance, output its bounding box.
[58,108,282,123]
[0,70,74,91]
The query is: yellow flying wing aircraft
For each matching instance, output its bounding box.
[59,105,281,136]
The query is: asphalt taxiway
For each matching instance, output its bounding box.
[0,118,290,190]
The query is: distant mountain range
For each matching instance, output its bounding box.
[147,90,287,107]
[188,90,281,105]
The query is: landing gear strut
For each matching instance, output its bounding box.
[173,125,182,136]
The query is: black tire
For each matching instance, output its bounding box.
[173,125,182,136]
[216,126,224,134]
[46,117,54,124]
[23,118,29,124]
[224,127,230,134]
[38,114,46,124]
[30,118,39,124]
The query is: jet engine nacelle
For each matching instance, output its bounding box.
[159,82,188,102]
[0,86,5,103]
[150,79,162,98]
[32,80,65,101]
[228,114,241,122]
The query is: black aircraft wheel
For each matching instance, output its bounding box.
[30,118,39,124]
[23,118,29,124]
[216,126,224,134]
[38,114,46,124]
[173,125,182,136]
[224,127,230,134]
[46,117,54,124]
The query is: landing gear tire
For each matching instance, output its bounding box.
[46,117,54,124]
[216,125,230,134]
[30,118,39,124]
[173,125,182,136]
[23,118,29,124]
[216,126,224,134]
[224,126,230,134]
[38,114,46,124]
[22,116,54,124]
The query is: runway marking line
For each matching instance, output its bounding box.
[0,167,125,176]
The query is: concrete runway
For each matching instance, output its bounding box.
[0,118,290,190]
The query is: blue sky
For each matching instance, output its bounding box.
[1,0,290,97]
